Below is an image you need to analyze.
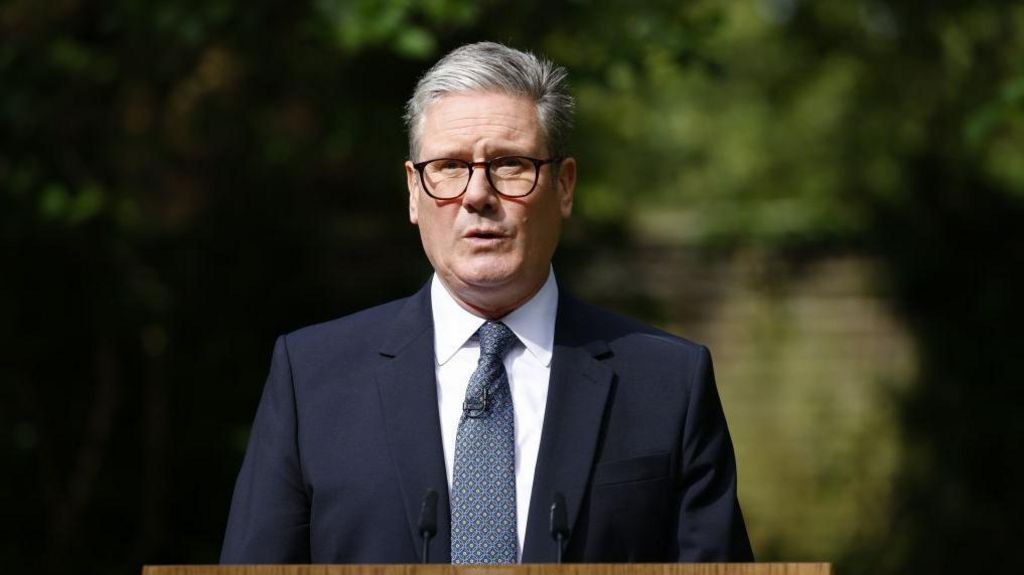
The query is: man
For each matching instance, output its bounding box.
[221,42,753,564]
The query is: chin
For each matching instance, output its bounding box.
[451,258,523,290]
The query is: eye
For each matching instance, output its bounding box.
[426,159,468,177]
[490,156,531,176]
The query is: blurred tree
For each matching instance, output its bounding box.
[1,1,441,572]
[534,1,1024,572]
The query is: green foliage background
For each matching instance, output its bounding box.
[2,1,1022,573]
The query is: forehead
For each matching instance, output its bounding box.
[419,91,543,157]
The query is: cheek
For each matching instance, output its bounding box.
[421,219,446,248]
[418,207,458,249]
[523,202,561,243]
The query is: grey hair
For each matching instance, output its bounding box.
[404,41,575,161]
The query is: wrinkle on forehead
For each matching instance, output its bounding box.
[419,92,543,159]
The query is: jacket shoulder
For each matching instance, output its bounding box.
[278,294,422,364]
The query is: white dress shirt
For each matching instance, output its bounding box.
[431,270,557,561]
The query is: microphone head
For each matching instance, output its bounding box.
[418,489,439,537]
[549,492,569,539]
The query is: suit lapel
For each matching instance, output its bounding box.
[375,285,452,563]
[521,295,613,562]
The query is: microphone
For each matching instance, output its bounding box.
[549,492,569,564]
[462,388,490,418]
[417,489,439,564]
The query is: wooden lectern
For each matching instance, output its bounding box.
[143,564,831,575]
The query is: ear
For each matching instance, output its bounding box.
[556,157,576,219]
[405,160,419,225]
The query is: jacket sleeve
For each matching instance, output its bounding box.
[676,346,755,562]
[221,335,311,563]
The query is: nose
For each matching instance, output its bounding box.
[461,163,498,213]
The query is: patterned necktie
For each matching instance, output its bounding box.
[451,321,519,564]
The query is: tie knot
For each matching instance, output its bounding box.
[477,321,517,359]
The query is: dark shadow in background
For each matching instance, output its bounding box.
[1,2,1021,574]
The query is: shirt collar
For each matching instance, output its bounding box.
[431,268,558,367]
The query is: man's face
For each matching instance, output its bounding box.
[405,91,576,316]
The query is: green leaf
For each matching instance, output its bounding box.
[393,26,436,59]
[39,183,69,220]
[68,183,106,224]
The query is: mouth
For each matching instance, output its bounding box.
[464,229,508,240]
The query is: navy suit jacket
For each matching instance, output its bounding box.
[221,283,753,563]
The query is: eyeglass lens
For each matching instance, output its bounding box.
[422,157,538,198]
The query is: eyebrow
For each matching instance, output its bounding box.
[423,147,536,160]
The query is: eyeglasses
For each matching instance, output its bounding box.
[412,156,562,200]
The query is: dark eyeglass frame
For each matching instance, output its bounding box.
[412,156,563,200]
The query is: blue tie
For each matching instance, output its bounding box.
[451,321,519,564]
